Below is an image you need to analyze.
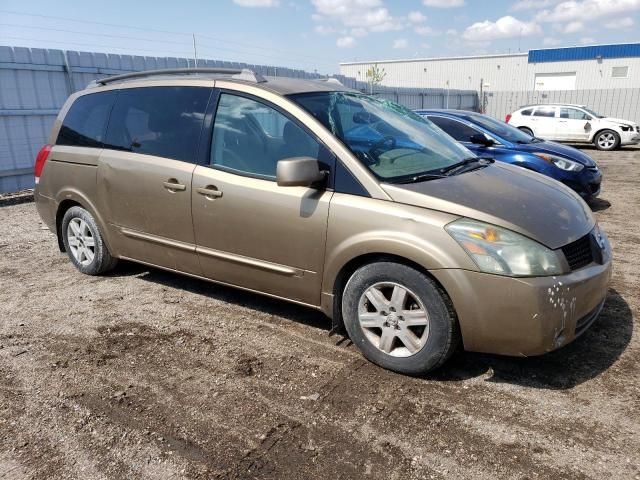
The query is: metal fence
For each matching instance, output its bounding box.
[0,45,477,193]
[484,88,640,124]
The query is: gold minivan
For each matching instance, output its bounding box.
[34,68,612,375]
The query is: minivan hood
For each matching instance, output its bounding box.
[515,140,596,167]
[382,162,594,249]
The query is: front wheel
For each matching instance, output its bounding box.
[341,262,459,375]
[594,130,620,151]
[61,206,118,275]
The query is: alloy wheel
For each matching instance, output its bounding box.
[357,282,430,357]
[597,132,616,149]
[66,218,96,266]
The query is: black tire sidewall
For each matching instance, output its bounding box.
[594,130,620,151]
[61,206,113,275]
[342,262,455,375]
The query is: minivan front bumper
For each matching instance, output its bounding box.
[431,256,612,357]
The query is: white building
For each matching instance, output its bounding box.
[340,43,640,92]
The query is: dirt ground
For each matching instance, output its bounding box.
[1,146,639,480]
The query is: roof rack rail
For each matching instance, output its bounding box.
[92,67,267,86]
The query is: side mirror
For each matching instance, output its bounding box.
[470,133,495,147]
[276,157,326,187]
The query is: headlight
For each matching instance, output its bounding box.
[533,153,584,172]
[446,219,564,276]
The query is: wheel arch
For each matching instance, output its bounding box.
[591,127,620,143]
[54,189,114,254]
[326,251,459,335]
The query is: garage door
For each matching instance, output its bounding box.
[534,72,577,91]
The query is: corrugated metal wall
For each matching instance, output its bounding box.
[484,88,640,125]
[0,45,478,193]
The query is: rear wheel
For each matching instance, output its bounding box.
[594,130,620,151]
[518,126,534,137]
[341,262,459,375]
[61,206,118,275]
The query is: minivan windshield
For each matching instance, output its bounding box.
[290,92,473,182]
[465,113,539,144]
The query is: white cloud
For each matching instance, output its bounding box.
[536,0,640,23]
[579,36,595,44]
[564,20,584,32]
[393,38,409,49]
[462,15,541,41]
[511,0,559,11]
[350,27,368,37]
[336,35,356,47]
[312,0,402,31]
[543,36,563,45]
[604,17,634,28]
[414,25,436,35]
[423,0,465,7]
[233,0,279,6]
[446,28,458,35]
[314,24,335,35]
[408,11,428,23]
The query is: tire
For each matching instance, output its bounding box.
[594,130,620,151]
[341,262,459,375]
[518,127,534,137]
[61,206,118,275]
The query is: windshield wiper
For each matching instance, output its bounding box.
[440,157,494,176]
[391,172,448,184]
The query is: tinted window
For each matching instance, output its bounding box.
[520,108,533,116]
[533,107,556,117]
[428,116,479,142]
[104,87,211,162]
[211,93,320,178]
[463,113,534,144]
[57,91,116,148]
[560,108,590,120]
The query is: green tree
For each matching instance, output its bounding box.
[366,63,386,93]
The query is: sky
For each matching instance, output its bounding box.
[0,0,639,74]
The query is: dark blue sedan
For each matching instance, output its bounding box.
[414,109,602,199]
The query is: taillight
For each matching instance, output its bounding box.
[34,144,52,183]
[505,113,512,123]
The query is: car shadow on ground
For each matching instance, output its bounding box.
[111,262,632,390]
[429,289,633,389]
[111,260,330,331]
[588,197,611,212]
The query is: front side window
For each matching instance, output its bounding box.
[533,106,556,118]
[211,93,320,178]
[560,108,590,120]
[427,116,479,142]
[290,92,472,182]
[57,91,117,148]
[104,86,211,162]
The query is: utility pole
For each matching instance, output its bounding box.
[192,34,198,68]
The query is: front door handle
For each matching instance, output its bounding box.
[196,186,223,199]
[163,179,186,192]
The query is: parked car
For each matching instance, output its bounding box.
[34,68,612,375]
[505,103,640,151]
[415,109,602,199]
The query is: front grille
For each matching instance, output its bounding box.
[561,234,594,271]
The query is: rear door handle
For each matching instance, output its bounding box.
[163,180,186,191]
[196,186,223,199]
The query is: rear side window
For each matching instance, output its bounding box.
[520,108,533,116]
[428,116,479,142]
[533,107,556,117]
[104,86,211,162]
[57,91,116,148]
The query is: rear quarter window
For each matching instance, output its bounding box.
[520,108,533,116]
[57,91,117,147]
[104,86,212,163]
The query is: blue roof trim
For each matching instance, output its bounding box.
[528,43,640,63]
